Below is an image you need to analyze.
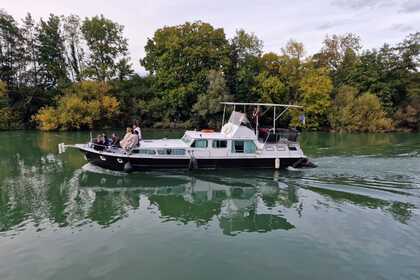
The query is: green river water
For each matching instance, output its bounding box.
[0,131,419,280]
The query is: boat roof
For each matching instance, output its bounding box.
[140,139,188,149]
[184,131,227,139]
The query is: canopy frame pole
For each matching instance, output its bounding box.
[220,102,303,109]
[260,107,271,117]
[256,105,260,139]
[273,107,276,131]
[275,107,289,122]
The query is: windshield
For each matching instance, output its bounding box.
[181,134,192,144]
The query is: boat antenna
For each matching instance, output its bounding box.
[221,103,226,128]
[90,131,93,143]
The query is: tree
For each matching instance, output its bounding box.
[231,29,263,60]
[37,14,69,88]
[0,10,25,88]
[253,71,287,104]
[110,74,155,126]
[33,81,119,130]
[0,80,5,95]
[317,33,361,71]
[394,97,420,131]
[397,32,419,71]
[343,45,409,114]
[278,40,306,103]
[115,57,133,81]
[334,48,358,89]
[0,11,38,127]
[396,32,420,99]
[227,29,263,102]
[0,80,21,129]
[294,66,332,129]
[193,70,232,128]
[81,15,130,81]
[63,15,84,81]
[260,52,282,75]
[351,93,393,132]
[328,85,358,130]
[21,13,39,86]
[141,21,231,121]
[282,39,305,61]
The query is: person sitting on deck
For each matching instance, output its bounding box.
[102,133,110,146]
[120,127,133,150]
[93,134,105,151]
[111,133,120,147]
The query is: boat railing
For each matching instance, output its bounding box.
[260,128,299,144]
[89,142,127,154]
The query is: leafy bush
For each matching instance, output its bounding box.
[394,97,420,131]
[329,86,393,132]
[34,81,119,130]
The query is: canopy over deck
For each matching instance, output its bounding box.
[220,102,304,138]
[220,102,303,108]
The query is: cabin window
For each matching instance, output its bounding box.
[277,145,286,151]
[172,149,186,155]
[288,146,297,151]
[138,149,156,155]
[191,139,208,148]
[265,146,274,151]
[232,140,256,153]
[212,140,227,148]
[157,148,186,155]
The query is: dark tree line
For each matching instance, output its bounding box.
[0,10,131,129]
[0,10,419,131]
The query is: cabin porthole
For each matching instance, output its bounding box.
[117,158,123,164]
[100,155,106,161]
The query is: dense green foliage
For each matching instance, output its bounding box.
[0,9,419,131]
[140,21,231,124]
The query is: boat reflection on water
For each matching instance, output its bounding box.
[74,164,296,235]
[1,151,416,236]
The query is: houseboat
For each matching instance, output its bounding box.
[58,102,316,172]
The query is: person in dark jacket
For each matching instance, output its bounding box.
[111,133,120,147]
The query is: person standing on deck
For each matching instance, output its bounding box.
[133,120,142,143]
[131,130,140,148]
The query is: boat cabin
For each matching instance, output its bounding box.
[128,108,302,159]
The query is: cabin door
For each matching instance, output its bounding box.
[209,140,228,158]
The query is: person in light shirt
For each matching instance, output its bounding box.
[120,127,133,150]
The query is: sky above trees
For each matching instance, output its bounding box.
[2,0,419,75]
